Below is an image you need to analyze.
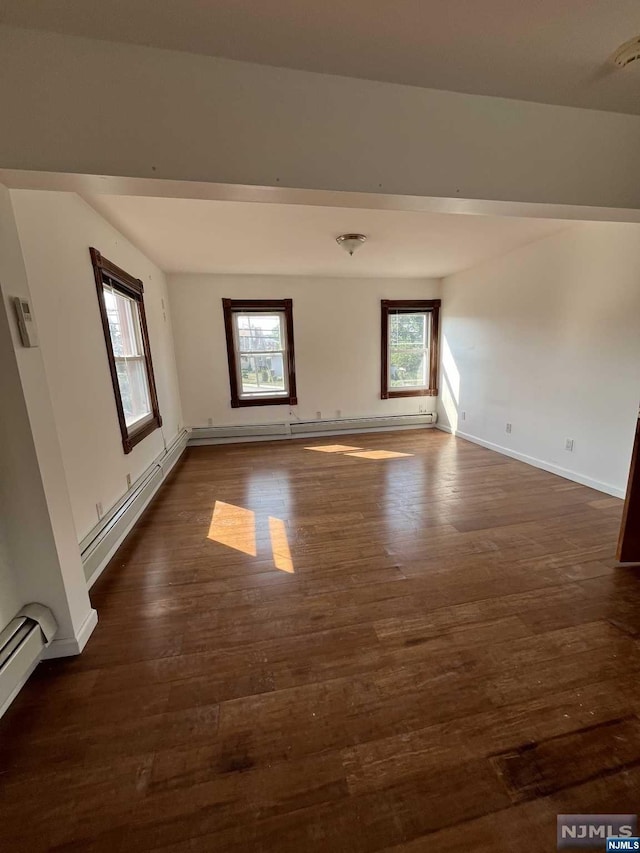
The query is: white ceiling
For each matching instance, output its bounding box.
[2,0,640,113]
[84,194,569,278]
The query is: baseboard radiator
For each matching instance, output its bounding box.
[0,604,57,718]
[190,413,437,445]
[80,429,189,586]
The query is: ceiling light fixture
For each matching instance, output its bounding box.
[336,233,367,256]
[611,35,640,68]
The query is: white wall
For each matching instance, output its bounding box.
[0,519,20,628]
[2,26,640,212]
[169,275,440,426]
[438,222,640,497]
[10,191,184,541]
[0,183,94,645]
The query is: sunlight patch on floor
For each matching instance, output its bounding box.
[305,445,413,460]
[269,516,294,573]
[208,500,294,572]
[345,450,413,460]
[208,501,256,556]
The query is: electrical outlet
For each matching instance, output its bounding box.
[461,411,466,421]
[565,438,575,452]
[316,411,322,420]
[96,502,103,520]
[506,423,513,434]
[336,409,342,418]
[207,417,213,426]
[126,473,132,489]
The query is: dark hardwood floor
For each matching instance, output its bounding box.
[1,429,640,852]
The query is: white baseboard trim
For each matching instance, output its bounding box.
[436,424,625,498]
[82,429,189,588]
[42,608,98,659]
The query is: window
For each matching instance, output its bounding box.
[90,248,162,453]
[222,299,297,407]
[381,299,441,399]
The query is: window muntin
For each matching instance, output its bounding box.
[233,312,288,399]
[90,247,162,454]
[381,299,441,399]
[222,299,297,408]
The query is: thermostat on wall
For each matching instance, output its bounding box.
[12,296,39,347]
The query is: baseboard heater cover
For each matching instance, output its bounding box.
[0,603,57,718]
[81,429,189,586]
[190,413,436,444]
[290,413,436,433]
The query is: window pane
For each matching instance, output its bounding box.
[236,313,283,353]
[388,312,430,388]
[103,285,144,357]
[389,348,428,387]
[389,313,426,347]
[103,284,153,429]
[116,357,152,426]
[239,353,287,396]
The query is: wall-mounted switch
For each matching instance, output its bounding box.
[12,297,39,347]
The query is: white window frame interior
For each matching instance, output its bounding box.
[388,310,431,390]
[232,311,289,400]
[103,282,154,433]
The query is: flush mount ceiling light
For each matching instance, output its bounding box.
[610,35,640,68]
[336,233,367,256]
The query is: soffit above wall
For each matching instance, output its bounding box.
[2,0,640,113]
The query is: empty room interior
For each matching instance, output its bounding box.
[1,5,640,852]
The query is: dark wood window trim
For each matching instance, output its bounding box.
[90,248,162,454]
[222,298,298,408]
[381,299,441,400]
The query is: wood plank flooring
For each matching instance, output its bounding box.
[1,429,640,852]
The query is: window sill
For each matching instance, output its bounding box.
[232,395,297,408]
[123,414,162,453]
[382,388,438,399]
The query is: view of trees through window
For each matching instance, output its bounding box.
[235,313,287,397]
[389,312,429,388]
[103,285,152,426]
